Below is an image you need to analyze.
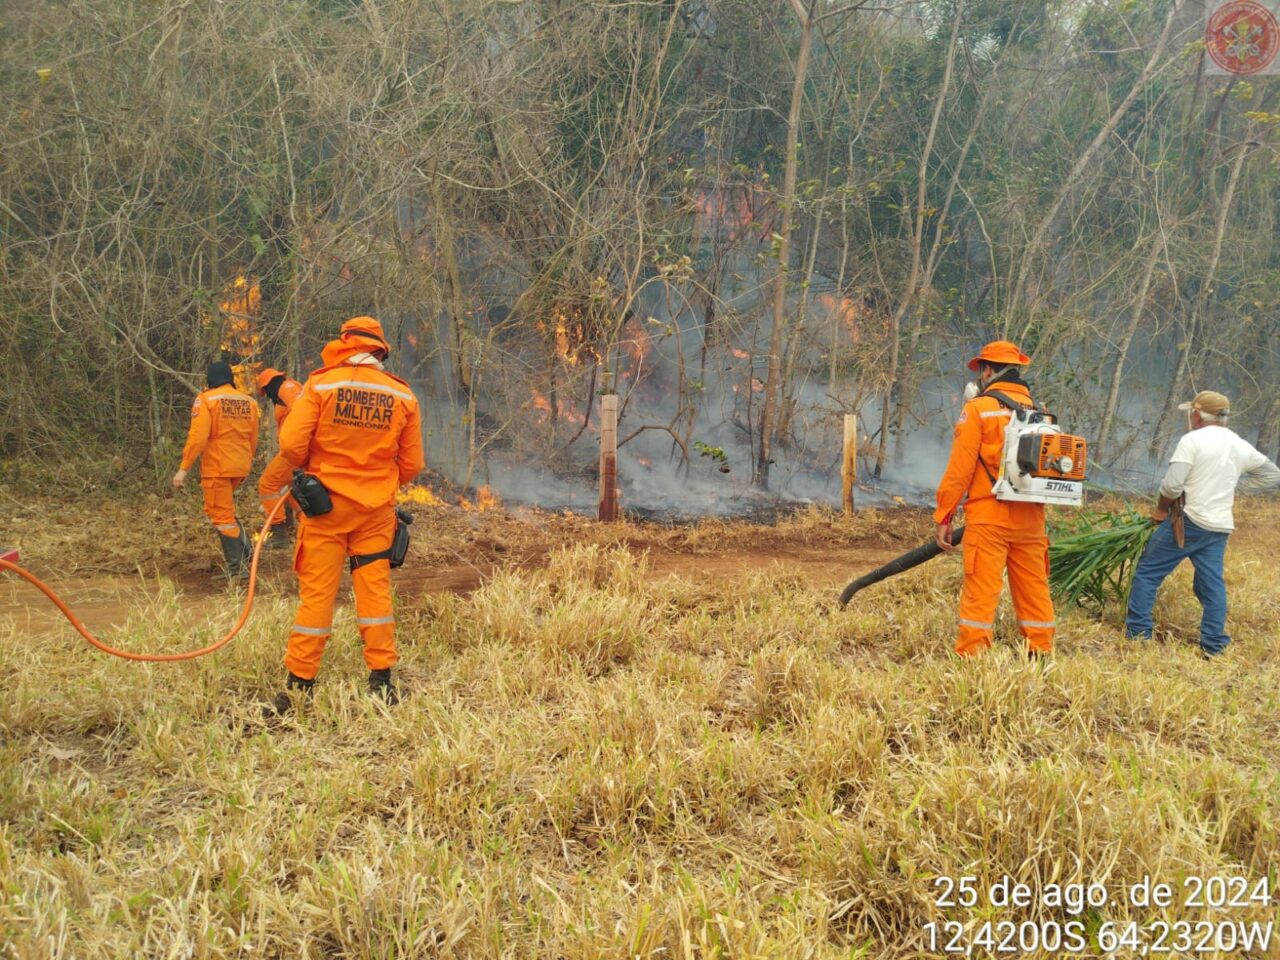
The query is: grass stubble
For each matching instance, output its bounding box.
[0,498,1277,958]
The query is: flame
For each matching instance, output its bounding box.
[459,484,501,512]
[219,277,260,319]
[818,293,886,345]
[692,182,765,242]
[530,391,553,418]
[636,455,653,467]
[201,272,262,392]
[527,389,585,427]
[407,332,419,349]
[621,316,653,368]
[398,484,445,507]
[731,348,750,360]
[550,308,605,367]
[554,313,577,366]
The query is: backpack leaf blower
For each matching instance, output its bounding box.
[984,390,1087,507]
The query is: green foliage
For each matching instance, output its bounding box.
[693,441,728,465]
[1049,508,1155,609]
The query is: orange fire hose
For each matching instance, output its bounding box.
[0,498,287,662]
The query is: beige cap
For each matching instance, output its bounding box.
[1178,390,1230,417]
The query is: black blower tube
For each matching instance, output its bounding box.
[837,525,966,608]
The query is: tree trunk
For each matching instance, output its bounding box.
[877,0,964,475]
[1012,0,1183,317]
[1150,140,1251,460]
[1096,232,1164,466]
[432,174,473,400]
[775,203,825,445]
[755,0,815,489]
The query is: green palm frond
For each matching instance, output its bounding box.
[1049,507,1154,608]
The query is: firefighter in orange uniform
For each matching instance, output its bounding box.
[934,341,1056,657]
[172,361,261,580]
[256,367,305,548]
[272,317,424,711]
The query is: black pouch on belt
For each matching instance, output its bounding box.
[351,508,414,571]
[291,469,333,517]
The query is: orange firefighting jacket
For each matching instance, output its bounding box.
[269,378,304,430]
[278,341,425,509]
[934,379,1044,530]
[180,384,260,477]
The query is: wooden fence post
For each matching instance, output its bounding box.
[842,414,856,515]
[599,394,618,521]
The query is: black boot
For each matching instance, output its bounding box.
[218,532,250,582]
[268,672,315,716]
[368,668,400,706]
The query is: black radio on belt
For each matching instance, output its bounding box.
[291,469,333,517]
[351,508,414,571]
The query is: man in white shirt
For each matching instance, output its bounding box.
[1125,390,1280,655]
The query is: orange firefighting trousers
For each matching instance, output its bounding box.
[284,492,397,680]
[200,477,244,539]
[257,452,299,527]
[957,523,1056,656]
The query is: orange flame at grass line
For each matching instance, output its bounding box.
[398,485,446,507]
[731,348,750,360]
[459,484,501,512]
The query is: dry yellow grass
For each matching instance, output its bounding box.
[0,497,1277,957]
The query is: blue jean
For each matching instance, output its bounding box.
[1125,516,1231,654]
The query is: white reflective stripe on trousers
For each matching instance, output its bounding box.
[1019,620,1056,629]
[356,615,395,626]
[292,624,331,636]
[958,618,994,630]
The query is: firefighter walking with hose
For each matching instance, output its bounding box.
[271,316,424,713]
[172,361,261,581]
[935,341,1056,657]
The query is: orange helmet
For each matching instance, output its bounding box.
[341,315,390,357]
[256,367,285,392]
[967,339,1030,372]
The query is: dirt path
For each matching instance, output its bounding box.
[2,541,906,638]
[0,574,237,636]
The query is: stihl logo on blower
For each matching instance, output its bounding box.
[984,390,1087,506]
